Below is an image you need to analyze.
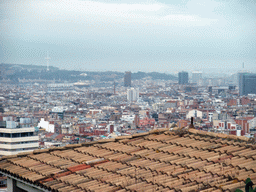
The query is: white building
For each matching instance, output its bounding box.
[47,83,73,91]
[152,102,168,112]
[44,141,63,148]
[38,118,55,133]
[121,114,136,124]
[0,126,39,156]
[186,109,203,119]
[192,71,202,85]
[248,117,256,133]
[127,88,139,102]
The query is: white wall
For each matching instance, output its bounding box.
[127,88,139,102]
[186,110,203,119]
[38,118,54,133]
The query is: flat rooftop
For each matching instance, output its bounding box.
[0,128,255,192]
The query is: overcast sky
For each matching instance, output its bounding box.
[1,0,256,73]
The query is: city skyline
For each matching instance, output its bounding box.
[1,0,256,73]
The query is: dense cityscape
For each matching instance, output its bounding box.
[0,63,256,191]
[1,0,256,190]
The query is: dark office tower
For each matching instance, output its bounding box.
[178,71,188,84]
[0,65,2,80]
[239,73,256,96]
[124,71,131,87]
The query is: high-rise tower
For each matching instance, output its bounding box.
[192,71,202,85]
[124,71,131,87]
[178,71,188,84]
[239,73,256,96]
[127,88,139,102]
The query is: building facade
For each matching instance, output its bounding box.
[178,71,188,84]
[0,119,39,156]
[239,73,256,96]
[192,71,202,85]
[0,126,39,156]
[124,71,131,87]
[127,88,139,102]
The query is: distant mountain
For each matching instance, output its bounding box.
[0,63,177,82]
[132,71,177,80]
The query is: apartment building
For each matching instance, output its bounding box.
[0,119,39,156]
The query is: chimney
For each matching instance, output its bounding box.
[189,117,195,128]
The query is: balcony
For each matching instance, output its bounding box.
[0,127,35,133]
[0,136,39,143]
[0,142,39,150]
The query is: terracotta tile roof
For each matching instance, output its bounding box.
[0,127,255,191]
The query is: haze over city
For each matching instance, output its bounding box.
[1,0,256,73]
[2,1,256,191]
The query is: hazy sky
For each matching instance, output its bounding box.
[1,0,256,73]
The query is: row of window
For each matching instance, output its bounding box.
[0,147,38,151]
[0,132,35,138]
[0,180,7,186]
[0,141,38,145]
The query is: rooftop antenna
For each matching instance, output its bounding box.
[45,51,50,71]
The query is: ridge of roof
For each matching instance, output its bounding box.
[172,127,251,142]
[1,127,255,161]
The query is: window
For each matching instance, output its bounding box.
[11,133,21,138]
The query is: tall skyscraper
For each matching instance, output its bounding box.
[178,71,188,84]
[239,73,256,96]
[124,71,131,87]
[192,71,202,85]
